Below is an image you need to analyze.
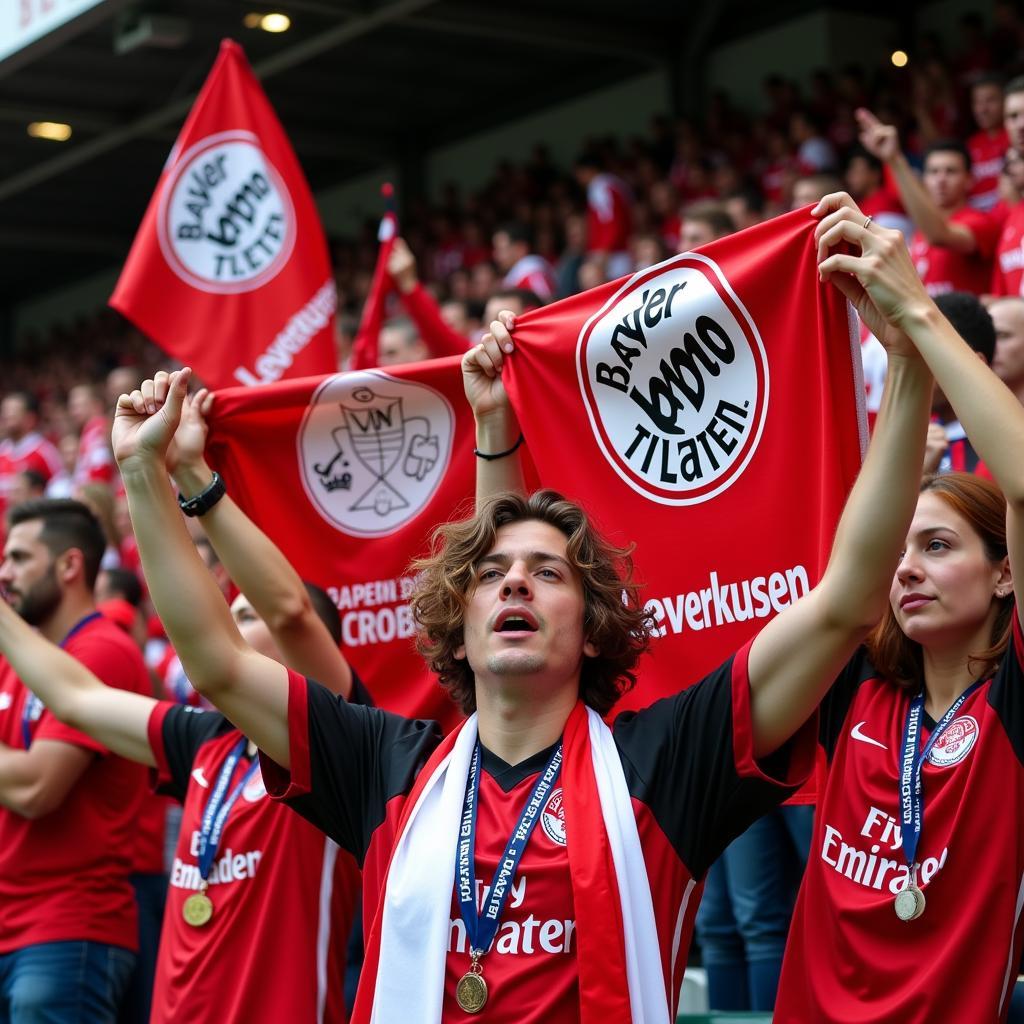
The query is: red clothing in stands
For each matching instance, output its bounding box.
[0,614,149,952]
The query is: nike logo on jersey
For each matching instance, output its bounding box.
[850,721,887,750]
[191,767,211,788]
[0,693,11,711]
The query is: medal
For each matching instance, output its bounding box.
[182,888,214,927]
[455,953,488,1013]
[453,741,562,1013]
[893,884,925,922]
[895,681,983,924]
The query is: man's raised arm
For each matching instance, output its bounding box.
[113,369,291,767]
[463,311,527,504]
[167,388,351,698]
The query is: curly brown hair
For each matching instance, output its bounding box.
[866,473,1015,689]
[411,490,653,716]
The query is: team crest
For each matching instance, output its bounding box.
[927,715,978,768]
[158,130,295,294]
[540,788,567,846]
[242,766,268,803]
[578,255,769,505]
[298,371,454,537]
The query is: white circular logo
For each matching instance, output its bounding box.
[158,130,295,294]
[242,766,267,803]
[577,255,769,505]
[927,715,979,768]
[539,788,567,847]
[298,371,454,538]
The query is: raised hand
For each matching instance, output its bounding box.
[166,387,215,476]
[813,192,931,360]
[462,311,517,423]
[386,237,418,294]
[855,108,900,164]
[112,368,191,470]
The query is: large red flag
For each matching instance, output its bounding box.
[110,39,337,390]
[505,207,866,711]
[350,186,398,370]
[206,357,471,731]
[203,209,864,730]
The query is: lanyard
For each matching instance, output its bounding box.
[898,680,984,869]
[196,738,261,882]
[456,741,563,957]
[21,611,103,748]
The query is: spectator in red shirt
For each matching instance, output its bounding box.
[0,499,150,1022]
[0,392,61,529]
[967,73,1009,212]
[990,296,1024,406]
[573,154,633,280]
[492,222,557,301]
[992,79,1024,296]
[68,383,114,486]
[857,109,1000,296]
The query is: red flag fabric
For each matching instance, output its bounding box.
[205,357,471,732]
[202,209,863,737]
[350,194,398,370]
[505,207,866,711]
[110,39,337,390]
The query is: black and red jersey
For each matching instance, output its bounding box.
[262,642,816,1022]
[776,615,1024,1022]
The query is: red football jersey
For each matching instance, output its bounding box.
[909,206,1000,296]
[148,702,359,1024]
[0,615,149,953]
[775,616,1024,1023]
[263,647,817,1022]
[993,201,1024,296]
[586,173,632,254]
[968,128,1009,212]
[0,431,62,522]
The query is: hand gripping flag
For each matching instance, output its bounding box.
[350,184,399,370]
[110,39,337,390]
[505,207,866,712]
[205,357,471,732]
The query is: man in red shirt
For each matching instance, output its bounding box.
[68,383,115,487]
[990,296,1024,407]
[857,108,1000,295]
[0,498,149,1022]
[492,223,557,302]
[992,79,1024,295]
[967,73,1009,211]
[0,392,61,531]
[574,154,633,281]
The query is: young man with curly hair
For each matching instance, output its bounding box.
[111,193,934,1023]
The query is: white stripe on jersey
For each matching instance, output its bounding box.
[999,869,1024,1014]
[669,878,697,1015]
[316,838,339,1024]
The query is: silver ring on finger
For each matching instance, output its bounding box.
[863,215,873,230]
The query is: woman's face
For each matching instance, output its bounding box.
[890,491,1008,650]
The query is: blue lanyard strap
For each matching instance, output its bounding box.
[196,738,261,882]
[22,612,105,748]
[457,741,563,957]
[899,680,984,869]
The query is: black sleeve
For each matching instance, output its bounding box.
[613,648,814,880]
[818,646,877,761]
[158,706,233,801]
[276,677,442,864]
[987,613,1024,764]
[347,667,375,708]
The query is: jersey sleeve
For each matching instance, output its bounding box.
[259,669,441,863]
[986,611,1024,765]
[147,703,230,802]
[612,638,817,879]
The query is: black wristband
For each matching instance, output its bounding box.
[177,471,226,517]
[473,433,525,461]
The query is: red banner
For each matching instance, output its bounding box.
[110,39,337,390]
[505,207,866,710]
[206,357,471,732]
[204,209,864,726]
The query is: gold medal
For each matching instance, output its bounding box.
[455,952,487,1013]
[894,883,925,922]
[182,889,214,927]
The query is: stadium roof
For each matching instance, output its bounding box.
[0,0,905,307]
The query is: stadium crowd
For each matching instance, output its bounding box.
[4,7,1024,1022]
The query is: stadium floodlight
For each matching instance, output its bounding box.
[27,122,72,142]
[244,12,292,33]
[891,50,909,68]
